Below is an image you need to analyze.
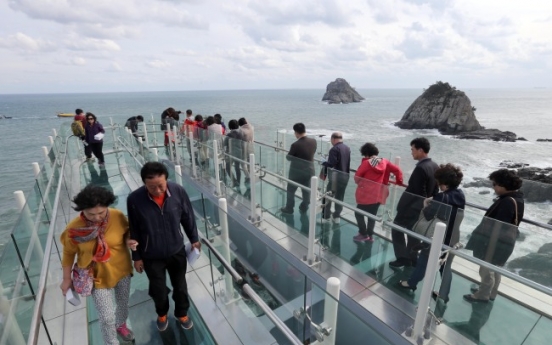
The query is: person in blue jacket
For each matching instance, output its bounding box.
[127,162,201,331]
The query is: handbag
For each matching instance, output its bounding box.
[412,194,448,239]
[72,263,95,297]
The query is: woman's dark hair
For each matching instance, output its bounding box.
[136,115,144,122]
[238,117,248,126]
[228,119,238,130]
[194,114,203,122]
[434,163,463,189]
[72,185,115,211]
[214,114,222,124]
[140,162,169,182]
[489,169,522,191]
[360,142,379,157]
[206,116,215,126]
[410,137,430,153]
[85,112,97,121]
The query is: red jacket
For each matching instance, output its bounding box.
[354,157,403,205]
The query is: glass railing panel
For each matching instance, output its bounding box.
[309,279,397,345]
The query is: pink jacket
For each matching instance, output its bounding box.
[354,157,403,205]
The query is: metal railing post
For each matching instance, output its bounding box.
[173,126,180,163]
[151,115,158,147]
[213,140,221,196]
[175,165,183,186]
[189,131,197,178]
[248,153,258,224]
[218,198,236,303]
[151,148,159,162]
[109,117,118,150]
[387,156,401,221]
[306,176,318,265]
[168,125,174,161]
[322,277,340,345]
[142,121,149,148]
[42,146,49,160]
[407,222,447,343]
[138,137,144,157]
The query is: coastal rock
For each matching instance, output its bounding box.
[322,78,364,104]
[395,81,481,133]
[508,243,552,287]
[463,177,492,189]
[536,138,552,142]
[499,160,529,169]
[455,129,518,142]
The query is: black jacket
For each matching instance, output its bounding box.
[127,182,198,261]
[321,142,351,180]
[287,136,317,181]
[423,188,465,246]
[395,158,439,228]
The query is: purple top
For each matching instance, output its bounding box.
[85,122,105,144]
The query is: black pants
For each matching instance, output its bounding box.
[322,178,348,219]
[88,142,104,164]
[285,174,312,211]
[225,158,241,185]
[392,217,421,263]
[143,247,190,318]
[354,203,380,236]
[84,143,92,158]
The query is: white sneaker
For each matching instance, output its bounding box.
[320,217,332,224]
[331,216,340,224]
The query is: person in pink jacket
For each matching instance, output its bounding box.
[353,143,403,242]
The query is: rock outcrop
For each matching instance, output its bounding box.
[395,82,481,133]
[322,78,364,104]
[508,243,552,287]
[395,81,520,141]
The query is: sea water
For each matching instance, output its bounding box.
[1,89,551,246]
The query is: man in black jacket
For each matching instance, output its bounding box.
[320,132,351,223]
[390,137,438,268]
[127,162,201,331]
[281,123,317,214]
[125,115,144,137]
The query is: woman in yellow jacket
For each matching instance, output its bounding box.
[59,185,134,345]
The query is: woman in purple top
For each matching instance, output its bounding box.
[84,112,106,167]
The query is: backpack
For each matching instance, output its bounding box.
[71,121,85,137]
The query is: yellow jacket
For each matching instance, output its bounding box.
[60,208,132,289]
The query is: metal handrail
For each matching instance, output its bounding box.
[27,136,71,345]
[200,238,303,345]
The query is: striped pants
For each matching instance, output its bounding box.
[91,275,131,345]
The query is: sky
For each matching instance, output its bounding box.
[1,0,551,94]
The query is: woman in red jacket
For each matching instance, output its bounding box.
[354,143,403,242]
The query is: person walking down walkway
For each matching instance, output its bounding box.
[280,123,317,215]
[353,143,403,242]
[127,162,201,331]
[84,112,106,167]
[464,169,524,303]
[59,185,134,345]
[320,132,351,224]
[390,137,438,268]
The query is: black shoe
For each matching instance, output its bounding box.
[463,294,489,303]
[280,207,293,215]
[469,288,495,301]
[398,280,416,291]
[298,207,308,214]
[432,291,449,303]
[389,259,411,268]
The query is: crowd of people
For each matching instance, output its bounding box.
[61,110,525,344]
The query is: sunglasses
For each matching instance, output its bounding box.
[87,118,94,120]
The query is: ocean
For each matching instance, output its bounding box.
[1,88,552,246]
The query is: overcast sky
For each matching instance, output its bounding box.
[1,0,551,94]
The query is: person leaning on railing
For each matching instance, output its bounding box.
[59,185,135,344]
[464,169,525,303]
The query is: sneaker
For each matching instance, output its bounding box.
[99,162,105,168]
[157,315,168,332]
[85,157,95,162]
[389,258,411,268]
[116,323,135,342]
[331,216,340,224]
[353,233,373,242]
[321,217,332,224]
[178,316,193,330]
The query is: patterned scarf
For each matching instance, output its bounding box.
[68,209,111,263]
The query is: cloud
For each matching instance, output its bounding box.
[65,38,121,52]
[107,62,122,72]
[146,59,171,69]
[71,57,86,66]
[247,0,350,27]
[0,32,56,53]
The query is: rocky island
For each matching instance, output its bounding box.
[322,78,364,104]
[395,81,519,141]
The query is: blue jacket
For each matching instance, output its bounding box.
[321,141,351,179]
[127,181,199,261]
[85,122,105,144]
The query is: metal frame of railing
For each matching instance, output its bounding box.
[27,135,72,345]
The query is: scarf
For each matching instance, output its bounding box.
[68,209,111,263]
